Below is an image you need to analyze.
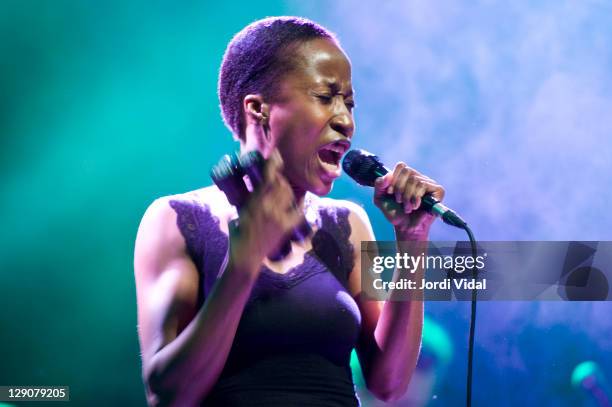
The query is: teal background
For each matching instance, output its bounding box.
[0,1,290,405]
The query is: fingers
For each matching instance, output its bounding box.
[263,149,284,185]
[386,162,405,197]
[430,182,445,202]
[235,149,307,260]
[378,162,445,214]
[393,165,411,205]
[265,173,295,216]
[256,149,302,229]
[374,173,393,198]
[260,149,292,202]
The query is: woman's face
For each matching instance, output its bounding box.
[268,38,355,197]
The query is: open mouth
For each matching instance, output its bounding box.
[316,141,350,179]
[318,149,342,166]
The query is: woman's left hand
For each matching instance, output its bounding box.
[373,162,445,240]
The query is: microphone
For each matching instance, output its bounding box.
[342,149,467,229]
[211,151,312,261]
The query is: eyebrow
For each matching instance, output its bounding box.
[319,79,354,97]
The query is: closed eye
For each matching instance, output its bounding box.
[315,94,333,103]
[314,92,355,112]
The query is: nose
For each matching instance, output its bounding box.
[330,108,354,140]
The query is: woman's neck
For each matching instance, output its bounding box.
[291,184,307,210]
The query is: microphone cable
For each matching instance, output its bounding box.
[463,224,478,407]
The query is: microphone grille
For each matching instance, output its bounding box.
[342,149,385,187]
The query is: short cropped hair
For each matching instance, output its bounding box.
[218,16,337,140]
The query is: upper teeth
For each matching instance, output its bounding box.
[323,144,345,154]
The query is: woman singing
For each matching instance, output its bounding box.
[134,16,445,406]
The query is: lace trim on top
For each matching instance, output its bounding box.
[310,202,355,286]
[168,198,228,299]
[168,195,354,299]
[259,252,327,288]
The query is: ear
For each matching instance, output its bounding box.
[243,94,272,145]
[244,94,270,127]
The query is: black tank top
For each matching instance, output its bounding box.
[170,193,362,406]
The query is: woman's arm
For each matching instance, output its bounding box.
[134,152,303,406]
[347,162,444,402]
[134,197,260,406]
[346,204,424,402]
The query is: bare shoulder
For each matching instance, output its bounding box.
[139,186,231,231]
[134,195,186,279]
[312,196,375,241]
[134,186,231,274]
[159,185,230,211]
[181,185,235,226]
